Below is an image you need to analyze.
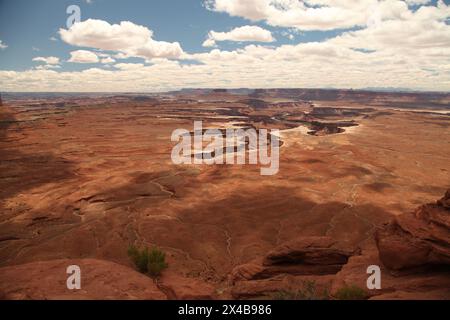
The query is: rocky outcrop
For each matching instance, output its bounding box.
[158,271,217,300]
[264,236,359,266]
[375,189,450,271]
[438,190,450,209]
[0,259,166,300]
[231,237,360,283]
[231,274,334,300]
[230,191,450,300]
[230,261,265,282]
[331,248,450,300]
[0,259,219,300]
[229,237,360,299]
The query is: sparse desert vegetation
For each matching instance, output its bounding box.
[272,281,330,300]
[128,245,168,278]
[334,285,368,300]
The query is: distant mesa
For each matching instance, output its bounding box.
[238,99,268,109]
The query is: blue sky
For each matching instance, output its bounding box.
[0,0,449,92]
[0,0,342,71]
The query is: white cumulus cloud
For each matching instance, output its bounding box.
[68,50,100,63]
[32,56,60,65]
[204,0,445,31]
[100,56,116,64]
[203,25,275,47]
[59,19,184,60]
[205,0,372,30]
[0,40,8,50]
[114,63,145,70]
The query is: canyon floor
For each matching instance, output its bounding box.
[0,90,449,300]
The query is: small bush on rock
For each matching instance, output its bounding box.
[272,281,330,300]
[334,284,368,300]
[128,245,168,277]
[147,246,169,277]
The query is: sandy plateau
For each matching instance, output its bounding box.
[0,89,449,300]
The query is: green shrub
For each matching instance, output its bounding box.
[334,284,368,300]
[147,246,169,277]
[128,245,149,273]
[298,280,329,300]
[272,290,295,300]
[127,245,168,277]
[271,281,330,300]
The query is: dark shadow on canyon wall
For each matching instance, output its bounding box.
[1,161,395,278]
[0,106,76,201]
[133,184,394,277]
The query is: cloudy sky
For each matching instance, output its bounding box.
[0,0,449,92]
